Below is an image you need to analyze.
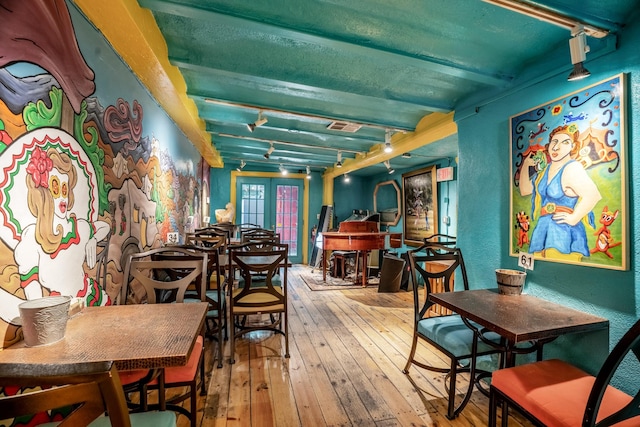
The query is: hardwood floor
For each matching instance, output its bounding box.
[179,265,534,427]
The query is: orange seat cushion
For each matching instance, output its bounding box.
[120,335,203,386]
[492,359,638,427]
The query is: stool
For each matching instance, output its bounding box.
[333,251,357,279]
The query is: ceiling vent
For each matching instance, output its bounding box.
[327,121,362,133]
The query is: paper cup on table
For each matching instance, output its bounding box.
[18,296,72,347]
[495,269,526,295]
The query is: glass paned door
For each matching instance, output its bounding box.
[239,183,265,227]
[237,177,303,263]
[275,184,299,258]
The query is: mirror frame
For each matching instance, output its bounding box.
[373,179,402,227]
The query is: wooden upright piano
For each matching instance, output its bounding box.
[321,220,402,286]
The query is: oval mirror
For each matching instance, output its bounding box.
[373,180,401,227]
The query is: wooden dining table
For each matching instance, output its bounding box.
[0,302,208,372]
[429,289,609,367]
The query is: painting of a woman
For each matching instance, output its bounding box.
[0,145,110,324]
[518,124,601,261]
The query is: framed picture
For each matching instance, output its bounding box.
[510,73,627,270]
[402,165,437,246]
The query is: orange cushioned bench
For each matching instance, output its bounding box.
[490,359,637,426]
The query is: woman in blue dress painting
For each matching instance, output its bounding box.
[519,124,601,261]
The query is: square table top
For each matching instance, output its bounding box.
[0,302,208,372]
[429,289,609,343]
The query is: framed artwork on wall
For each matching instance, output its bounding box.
[510,73,627,270]
[402,165,438,246]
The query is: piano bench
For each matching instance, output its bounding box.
[333,251,357,279]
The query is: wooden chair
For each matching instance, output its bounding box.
[119,247,207,426]
[240,228,280,245]
[201,222,236,244]
[489,317,640,426]
[184,232,229,368]
[402,236,505,419]
[228,242,290,363]
[0,361,176,427]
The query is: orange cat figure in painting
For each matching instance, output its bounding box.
[515,211,530,248]
[590,206,621,259]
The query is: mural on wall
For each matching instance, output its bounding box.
[0,0,206,356]
[510,74,627,270]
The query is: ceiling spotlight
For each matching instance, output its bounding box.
[263,143,275,159]
[236,160,246,172]
[247,111,268,132]
[383,160,395,175]
[402,152,412,158]
[336,151,343,168]
[384,129,392,153]
[306,165,311,179]
[343,173,350,183]
[279,164,288,176]
[568,28,591,81]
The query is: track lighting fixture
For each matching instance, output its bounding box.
[279,164,288,175]
[568,27,591,81]
[383,160,395,175]
[247,111,268,132]
[343,173,350,183]
[236,160,246,172]
[263,143,275,159]
[306,166,311,179]
[482,0,609,38]
[336,151,343,168]
[384,130,392,153]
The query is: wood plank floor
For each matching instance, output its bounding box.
[177,265,534,427]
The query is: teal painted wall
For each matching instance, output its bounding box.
[455,13,640,391]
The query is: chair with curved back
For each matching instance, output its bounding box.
[0,360,176,427]
[118,247,207,427]
[228,242,290,364]
[402,235,505,419]
[489,316,640,426]
[184,231,229,368]
[240,227,280,245]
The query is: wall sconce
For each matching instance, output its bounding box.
[384,160,395,174]
[279,164,288,176]
[568,27,591,81]
[306,165,311,179]
[336,151,343,168]
[236,160,246,172]
[384,129,392,153]
[264,143,275,159]
[247,111,268,132]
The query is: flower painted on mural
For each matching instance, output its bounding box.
[26,146,53,188]
[551,104,563,115]
[567,124,579,135]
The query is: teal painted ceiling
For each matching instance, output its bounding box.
[138,0,638,176]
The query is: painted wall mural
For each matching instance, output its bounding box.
[509,74,627,270]
[0,0,208,365]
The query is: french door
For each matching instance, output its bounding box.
[236,177,303,263]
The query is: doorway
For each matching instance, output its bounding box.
[236,176,303,264]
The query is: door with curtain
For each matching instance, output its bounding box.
[236,177,303,264]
